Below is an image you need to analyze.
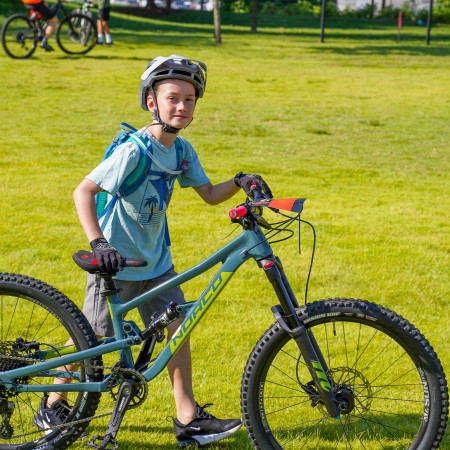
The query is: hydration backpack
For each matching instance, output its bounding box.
[95,123,184,226]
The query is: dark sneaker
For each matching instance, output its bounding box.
[33,395,70,434]
[173,403,242,447]
[40,41,54,52]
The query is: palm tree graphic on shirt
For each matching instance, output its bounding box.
[144,196,159,223]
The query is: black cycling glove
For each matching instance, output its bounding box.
[90,238,124,274]
[234,172,273,199]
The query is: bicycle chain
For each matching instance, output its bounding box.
[0,353,148,439]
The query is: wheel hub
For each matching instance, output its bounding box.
[335,387,355,414]
[315,367,373,417]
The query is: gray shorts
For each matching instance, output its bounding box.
[83,266,185,337]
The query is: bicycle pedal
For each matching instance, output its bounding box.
[88,433,120,449]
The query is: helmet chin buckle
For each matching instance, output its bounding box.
[162,123,181,134]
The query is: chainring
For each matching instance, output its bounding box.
[108,368,148,409]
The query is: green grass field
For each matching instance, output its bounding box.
[0,4,449,448]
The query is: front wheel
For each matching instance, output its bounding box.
[1,14,38,59]
[0,273,102,449]
[56,13,96,55]
[241,298,448,449]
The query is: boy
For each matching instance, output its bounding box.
[36,55,272,447]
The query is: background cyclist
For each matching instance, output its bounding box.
[21,0,59,51]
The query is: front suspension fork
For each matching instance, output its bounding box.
[258,256,341,419]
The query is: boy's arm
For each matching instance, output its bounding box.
[73,179,104,241]
[194,173,272,205]
[73,179,124,273]
[194,179,240,205]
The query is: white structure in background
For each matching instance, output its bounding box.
[127,0,214,9]
[337,0,430,11]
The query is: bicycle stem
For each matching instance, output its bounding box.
[259,255,341,419]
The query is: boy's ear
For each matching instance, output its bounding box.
[146,93,155,112]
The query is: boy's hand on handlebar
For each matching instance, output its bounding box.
[234,172,272,200]
[90,238,124,274]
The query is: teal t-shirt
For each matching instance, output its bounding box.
[86,128,210,280]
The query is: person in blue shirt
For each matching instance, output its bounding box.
[35,55,272,447]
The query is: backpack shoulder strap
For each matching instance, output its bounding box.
[174,136,184,171]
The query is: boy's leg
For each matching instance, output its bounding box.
[138,268,242,445]
[166,320,196,424]
[47,338,74,406]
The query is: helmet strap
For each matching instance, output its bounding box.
[150,87,182,135]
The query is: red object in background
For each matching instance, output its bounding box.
[398,12,403,29]
[30,10,43,19]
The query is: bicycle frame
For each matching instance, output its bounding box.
[0,209,341,418]
[0,227,270,388]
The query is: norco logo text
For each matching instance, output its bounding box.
[170,272,232,353]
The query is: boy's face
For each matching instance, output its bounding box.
[147,79,196,130]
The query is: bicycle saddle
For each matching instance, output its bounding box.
[72,250,147,275]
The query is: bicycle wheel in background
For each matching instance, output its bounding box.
[55,13,96,55]
[241,298,448,449]
[0,273,103,449]
[1,14,38,59]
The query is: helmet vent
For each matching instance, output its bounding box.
[172,69,193,77]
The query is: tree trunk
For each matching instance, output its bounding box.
[165,0,171,10]
[251,0,257,32]
[214,0,221,43]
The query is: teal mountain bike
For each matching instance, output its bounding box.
[0,191,447,449]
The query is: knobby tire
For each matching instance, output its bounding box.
[241,298,448,449]
[1,15,38,59]
[0,273,103,449]
[55,13,96,55]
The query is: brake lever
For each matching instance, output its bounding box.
[254,214,272,230]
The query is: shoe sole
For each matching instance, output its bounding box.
[177,423,243,447]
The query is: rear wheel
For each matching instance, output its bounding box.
[241,299,448,449]
[1,14,38,59]
[55,13,96,55]
[0,273,103,449]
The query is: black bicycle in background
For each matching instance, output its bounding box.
[1,0,96,59]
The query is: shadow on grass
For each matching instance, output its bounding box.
[85,425,251,449]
